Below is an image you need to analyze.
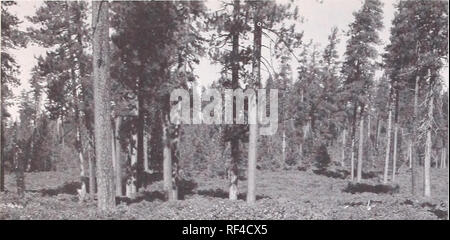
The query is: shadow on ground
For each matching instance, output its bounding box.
[313,168,381,180]
[116,190,166,205]
[196,188,271,201]
[116,178,198,205]
[36,181,81,196]
[342,182,399,194]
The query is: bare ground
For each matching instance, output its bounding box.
[0,167,448,220]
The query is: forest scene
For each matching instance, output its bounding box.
[0,0,448,220]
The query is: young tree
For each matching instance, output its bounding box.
[111,1,205,200]
[384,0,448,193]
[28,1,92,200]
[341,0,383,182]
[423,87,434,197]
[1,1,27,192]
[207,0,249,200]
[92,0,115,210]
[383,91,392,184]
[246,2,262,204]
[15,91,35,198]
[247,0,301,203]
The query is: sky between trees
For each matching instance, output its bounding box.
[6,0,449,119]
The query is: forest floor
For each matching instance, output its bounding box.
[0,166,448,220]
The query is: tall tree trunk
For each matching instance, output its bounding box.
[229,140,239,200]
[441,148,446,169]
[65,0,87,203]
[88,147,96,196]
[392,123,398,182]
[162,115,173,201]
[136,92,144,190]
[409,140,412,168]
[383,108,392,184]
[247,5,262,204]
[144,131,149,172]
[282,129,286,166]
[92,0,115,210]
[299,90,304,164]
[367,114,372,168]
[0,82,2,192]
[423,91,433,198]
[58,116,65,149]
[350,138,355,181]
[357,117,364,182]
[392,88,400,182]
[162,94,180,201]
[341,129,346,167]
[411,76,419,195]
[170,126,180,201]
[434,151,439,168]
[350,105,357,181]
[248,112,258,203]
[76,113,87,202]
[14,147,25,198]
[367,114,371,143]
[126,132,137,197]
[228,0,241,201]
[114,117,122,196]
[0,117,4,192]
[376,117,381,151]
[71,57,86,202]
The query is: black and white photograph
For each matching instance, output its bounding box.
[0,0,448,222]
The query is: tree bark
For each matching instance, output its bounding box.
[126,132,137,198]
[76,123,87,202]
[409,140,412,168]
[392,123,398,182]
[144,130,149,172]
[162,116,174,201]
[341,129,346,167]
[383,108,392,184]
[411,76,419,195]
[0,118,4,192]
[170,126,180,201]
[357,117,364,182]
[282,130,286,166]
[423,91,433,198]
[64,1,87,203]
[299,90,304,164]
[136,92,144,190]
[59,116,65,149]
[228,0,241,201]
[88,148,96,196]
[92,0,115,210]
[350,138,355,181]
[114,117,122,196]
[367,114,371,143]
[368,114,372,168]
[356,116,364,182]
[15,148,25,198]
[441,148,446,169]
[247,5,262,204]
[392,86,400,182]
[350,105,357,181]
[229,140,239,200]
[376,117,381,151]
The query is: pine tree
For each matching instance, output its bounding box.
[1,1,27,192]
[341,0,383,182]
[92,0,115,210]
[111,1,205,200]
[28,1,92,200]
[384,0,448,193]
